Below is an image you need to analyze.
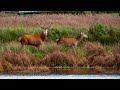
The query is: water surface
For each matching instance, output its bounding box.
[0,74,120,79]
[0,68,120,79]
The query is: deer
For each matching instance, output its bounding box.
[17,23,52,50]
[56,32,88,47]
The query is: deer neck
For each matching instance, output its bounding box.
[40,32,47,41]
[76,35,83,42]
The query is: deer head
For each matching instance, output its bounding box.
[41,23,52,35]
[81,32,88,38]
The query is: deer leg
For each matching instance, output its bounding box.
[72,42,78,48]
[20,45,24,49]
[36,45,40,51]
[20,40,27,49]
[20,41,27,51]
[71,44,76,48]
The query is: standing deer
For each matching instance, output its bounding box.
[56,32,88,47]
[18,23,52,49]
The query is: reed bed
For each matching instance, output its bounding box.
[0,14,120,29]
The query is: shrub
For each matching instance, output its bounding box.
[0,61,3,72]
[82,42,106,57]
[88,23,120,44]
[113,45,120,67]
[91,55,115,67]
[39,51,77,67]
[77,57,89,67]
[0,52,34,67]
[0,57,14,72]
[91,56,106,66]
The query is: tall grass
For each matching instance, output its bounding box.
[0,27,40,43]
[0,52,50,72]
[0,41,120,72]
[1,23,120,45]
[0,14,120,29]
[0,27,86,43]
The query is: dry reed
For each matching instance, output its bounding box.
[39,51,77,67]
[0,14,120,29]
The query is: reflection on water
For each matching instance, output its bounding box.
[0,68,120,79]
[49,68,120,75]
[0,67,120,75]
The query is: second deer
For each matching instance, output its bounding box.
[56,32,88,47]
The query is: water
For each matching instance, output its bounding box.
[0,74,120,79]
[0,68,120,79]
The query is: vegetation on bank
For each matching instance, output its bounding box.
[0,23,120,72]
[1,23,120,44]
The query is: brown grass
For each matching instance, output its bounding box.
[77,57,89,67]
[82,42,106,59]
[91,56,106,66]
[0,59,13,72]
[0,52,50,72]
[0,42,120,73]
[81,42,120,67]
[91,55,114,67]
[1,52,33,67]
[0,60,4,72]
[39,51,77,67]
[0,55,15,72]
[103,55,115,67]
[0,14,120,29]
[113,45,120,67]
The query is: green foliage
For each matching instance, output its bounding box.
[0,28,40,43]
[1,24,120,48]
[47,27,83,42]
[0,27,85,43]
[32,52,45,58]
[88,23,120,45]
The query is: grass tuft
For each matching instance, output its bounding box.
[39,51,77,67]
